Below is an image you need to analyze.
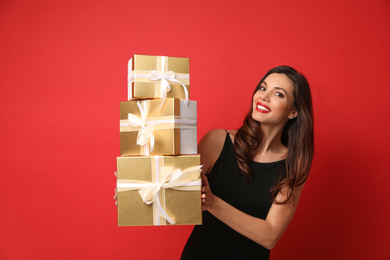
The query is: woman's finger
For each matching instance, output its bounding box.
[201,174,210,187]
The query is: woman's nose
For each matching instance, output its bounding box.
[260,91,270,101]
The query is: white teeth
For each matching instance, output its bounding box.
[257,105,270,111]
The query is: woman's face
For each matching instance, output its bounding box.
[252,73,297,126]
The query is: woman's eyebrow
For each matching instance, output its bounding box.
[262,82,288,95]
[274,86,288,95]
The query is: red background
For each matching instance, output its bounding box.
[1,0,389,259]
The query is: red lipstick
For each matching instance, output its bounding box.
[255,102,271,113]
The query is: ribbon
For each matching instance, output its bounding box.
[120,117,197,130]
[127,56,189,109]
[147,56,189,109]
[126,101,154,155]
[117,161,202,225]
[120,100,197,155]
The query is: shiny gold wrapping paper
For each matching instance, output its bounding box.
[117,155,202,226]
[128,54,190,100]
[120,98,197,155]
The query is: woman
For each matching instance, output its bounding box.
[180,65,314,259]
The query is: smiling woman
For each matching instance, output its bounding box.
[252,73,297,126]
[181,66,314,259]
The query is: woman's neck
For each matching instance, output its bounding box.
[254,124,287,162]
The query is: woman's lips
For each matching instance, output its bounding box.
[255,102,271,113]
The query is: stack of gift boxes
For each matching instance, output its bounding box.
[116,54,202,226]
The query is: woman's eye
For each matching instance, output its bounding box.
[260,86,266,91]
[275,92,284,98]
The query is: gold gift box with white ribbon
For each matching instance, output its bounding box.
[128,54,190,101]
[116,155,202,226]
[120,98,197,156]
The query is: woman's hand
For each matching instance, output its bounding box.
[114,172,118,208]
[201,174,216,211]
[114,189,118,208]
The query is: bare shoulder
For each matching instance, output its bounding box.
[200,129,226,144]
[226,129,237,143]
[198,129,226,157]
[198,129,228,175]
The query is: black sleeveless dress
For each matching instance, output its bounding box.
[181,132,284,260]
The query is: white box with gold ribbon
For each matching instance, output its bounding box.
[128,54,190,101]
[120,98,197,156]
[116,155,202,226]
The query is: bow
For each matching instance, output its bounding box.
[148,56,189,109]
[117,165,202,224]
[126,101,154,155]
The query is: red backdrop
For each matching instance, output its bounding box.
[1,0,389,259]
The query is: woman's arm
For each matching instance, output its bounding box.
[198,129,228,175]
[199,129,305,250]
[201,173,304,250]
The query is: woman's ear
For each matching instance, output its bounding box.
[288,110,298,120]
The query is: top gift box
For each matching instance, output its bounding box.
[127,54,190,101]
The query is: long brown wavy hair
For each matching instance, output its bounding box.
[233,66,314,204]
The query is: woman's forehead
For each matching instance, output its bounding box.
[263,73,294,92]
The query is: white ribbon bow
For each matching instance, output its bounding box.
[126,101,154,155]
[147,56,189,109]
[138,166,202,224]
[117,165,202,225]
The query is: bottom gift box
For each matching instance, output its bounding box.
[116,155,202,226]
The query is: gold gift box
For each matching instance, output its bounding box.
[127,54,190,100]
[117,155,202,226]
[120,98,197,156]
